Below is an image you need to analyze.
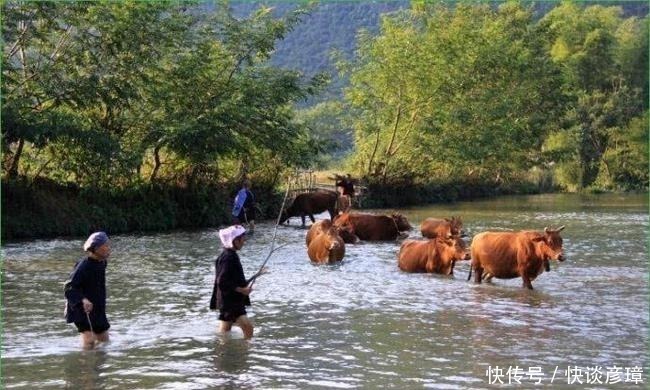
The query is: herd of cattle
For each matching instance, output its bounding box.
[280,190,566,290]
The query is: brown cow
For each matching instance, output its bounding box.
[420,216,463,239]
[280,190,339,226]
[305,219,356,246]
[468,226,566,289]
[333,212,412,241]
[398,236,471,274]
[306,219,345,264]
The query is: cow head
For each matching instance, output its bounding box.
[441,236,471,261]
[280,210,289,224]
[447,216,465,237]
[279,204,296,225]
[391,213,412,231]
[324,226,346,262]
[324,227,342,249]
[332,213,358,243]
[436,236,470,275]
[335,222,358,244]
[533,226,565,262]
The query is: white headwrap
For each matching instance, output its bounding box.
[83,231,109,252]
[219,225,246,248]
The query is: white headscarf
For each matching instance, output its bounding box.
[83,231,109,252]
[219,225,246,249]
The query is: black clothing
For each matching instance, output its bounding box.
[64,257,110,333]
[74,319,110,333]
[218,306,248,323]
[210,248,250,321]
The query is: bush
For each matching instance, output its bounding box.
[1,178,280,240]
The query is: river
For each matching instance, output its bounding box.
[2,193,648,389]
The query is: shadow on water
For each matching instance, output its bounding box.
[468,282,556,309]
[212,337,251,374]
[62,349,108,390]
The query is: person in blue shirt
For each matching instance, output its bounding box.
[64,232,111,349]
[232,179,255,232]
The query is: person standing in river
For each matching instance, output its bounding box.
[335,174,356,213]
[232,179,256,232]
[64,232,111,349]
[210,225,262,339]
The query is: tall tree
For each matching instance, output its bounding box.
[539,1,648,190]
[344,3,562,184]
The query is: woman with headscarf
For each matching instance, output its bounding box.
[210,225,263,339]
[64,232,111,348]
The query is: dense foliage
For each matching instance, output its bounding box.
[2,1,647,239]
[2,1,325,190]
[341,1,648,191]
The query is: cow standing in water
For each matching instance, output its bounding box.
[280,190,339,227]
[305,220,345,264]
[420,217,464,239]
[468,226,566,289]
[333,212,412,241]
[398,236,470,275]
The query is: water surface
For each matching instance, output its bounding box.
[2,193,648,388]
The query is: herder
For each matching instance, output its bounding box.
[210,225,258,339]
[64,232,111,349]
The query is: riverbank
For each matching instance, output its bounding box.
[359,179,542,208]
[1,175,629,241]
[1,178,282,241]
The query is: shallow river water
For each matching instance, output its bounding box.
[2,193,648,389]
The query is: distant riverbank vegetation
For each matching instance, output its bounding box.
[2,1,647,239]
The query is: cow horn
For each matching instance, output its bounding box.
[557,225,565,232]
[544,226,549,234]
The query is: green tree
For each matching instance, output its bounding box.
[344,3,562,184]
[3,1,325,188]
[539,1,648,190]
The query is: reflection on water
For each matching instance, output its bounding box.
[213,338,250,373]
[2,193,648,388]
[63,350,108,390]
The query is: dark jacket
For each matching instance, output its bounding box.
[243,189,255,209]
[64,257,107,324]
[210,248,251,311]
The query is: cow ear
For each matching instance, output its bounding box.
[532,236,545,242]
[444,217,451,222]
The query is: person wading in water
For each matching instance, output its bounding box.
[232,179,256,232]
[64,232,111,349]
[210,225,265,339]
[335,174,356,213]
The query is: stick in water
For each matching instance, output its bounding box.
[248,180,292,287]
[85,311,96,345]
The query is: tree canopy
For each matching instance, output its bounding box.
[340,1,647,190]
[2,1,325,188]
